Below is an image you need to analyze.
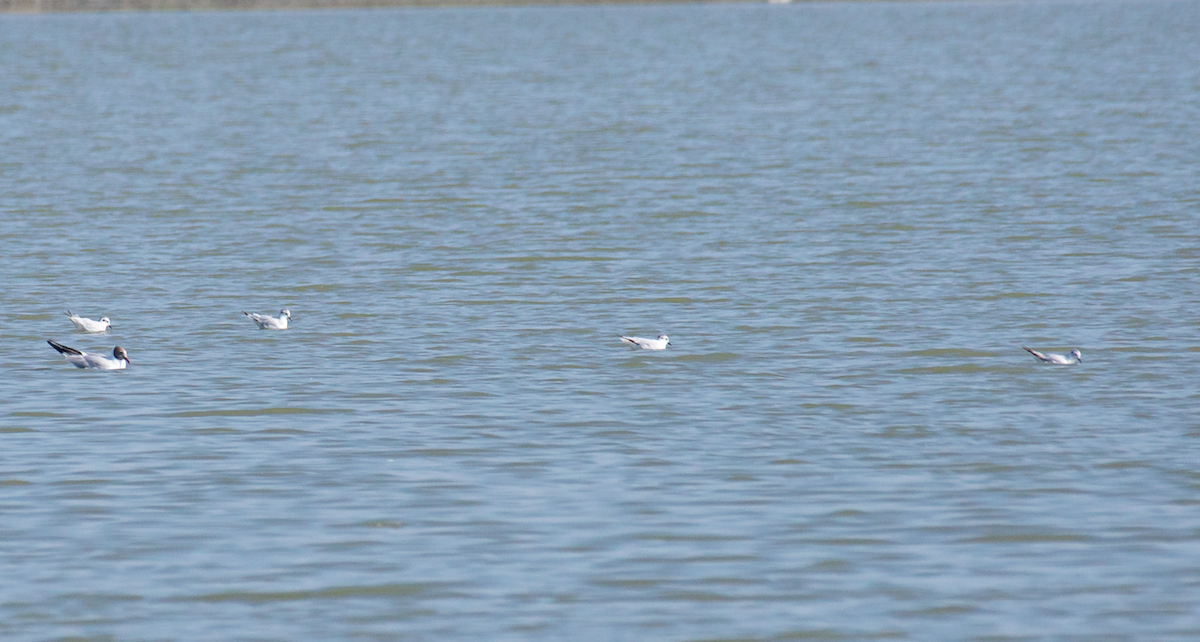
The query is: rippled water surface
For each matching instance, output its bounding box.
[2,1,1199,639]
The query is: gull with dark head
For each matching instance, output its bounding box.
[47,339,130,370]
[1023,346,1082,365]
[65,311,112,333]
[620,334,671,350]
[243,309,291,330]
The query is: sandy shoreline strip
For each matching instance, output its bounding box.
[1,0,752,12]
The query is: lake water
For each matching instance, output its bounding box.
[2,1,1199,639]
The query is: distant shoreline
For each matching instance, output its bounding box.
[1,0,764,13]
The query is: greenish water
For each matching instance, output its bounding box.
[2,2,1199,640]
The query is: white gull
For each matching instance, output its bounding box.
[243,309,291,330]
[620,334,671,350]
[48,339,130,370]
[1023,346,1082,365]
[65,311,112,333]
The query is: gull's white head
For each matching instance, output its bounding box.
[658,335,671,345]
[280,309,291,319]
[1070,349,1082,362]
[100,317,111,326]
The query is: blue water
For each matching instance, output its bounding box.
[2,1,1199,640]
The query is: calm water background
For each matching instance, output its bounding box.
[2,1,1200,639]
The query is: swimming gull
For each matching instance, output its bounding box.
[243,309,291,330]
[47,339,130,370]
[620,334,671,350]
[65,311,112,333]
[1022,346,1082,365]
